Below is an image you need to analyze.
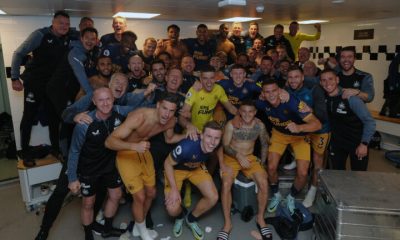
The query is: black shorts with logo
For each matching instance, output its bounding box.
[79,171,122,197]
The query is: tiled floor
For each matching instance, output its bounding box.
[0,149,399,240]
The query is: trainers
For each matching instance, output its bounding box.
[267,192,282,213]
[133,223,158,239]
[34,228,49,240]
[91,221,104,236]
[286,194,296,215]
[283,160,297,170]
[303,186,317,208]
[183,182,192,208]
[173,218,184,237]
[101,227,125,238]
[185,217,204,240]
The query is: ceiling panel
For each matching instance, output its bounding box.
[0,0,399,24]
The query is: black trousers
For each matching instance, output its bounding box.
[329,141,369,171]
[20,82,60,153]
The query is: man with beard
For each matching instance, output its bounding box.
[143,60,167,88]
[156,24,188,67]
[75,55,113,100]
[326,46,374,103]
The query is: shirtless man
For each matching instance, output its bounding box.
[216,23,236,65]
[105,93,186,240]
[156,24,188,67]
[218,100,272,240]
[76,55,113,99]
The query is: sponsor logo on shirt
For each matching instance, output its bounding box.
[91,129,100,136]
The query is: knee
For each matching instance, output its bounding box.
[208,191,219,206]
[133,191,146,204]
[108,189,122,202]
[82,199,95,210]
[297,168,308,179]
[146,188,157,200]
[166,204,181,217]
[268,164,278,175]
[222,178,233,192]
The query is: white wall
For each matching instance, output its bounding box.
[297,18,400,112]
[0,16,220,149]
[1,15,399,149]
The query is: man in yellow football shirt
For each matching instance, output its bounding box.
[284,21,321,61]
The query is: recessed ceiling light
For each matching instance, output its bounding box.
[219,17,261,22]
[113,12,160,19]
[298,20,329,24]
[332,0,345,3]
[0,9,6,15]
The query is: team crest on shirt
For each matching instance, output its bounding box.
[298,101,307,112]
[114,118,121,127]
[228,88,234,93]
[186,91,192,98]
[26,92,35,103]
[103,49,110,56]
[91,129,100,136]
[353,81,360,88]
[242,88,248,95]
[336,101,347,114]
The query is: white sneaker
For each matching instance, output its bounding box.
[132,223,158,239]
[283,160,297,170]
[137,226,154,240]
[303,185,317,208]
[95,210,104,225]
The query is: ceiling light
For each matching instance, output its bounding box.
[113,12,160,19]
[0,9,6,15]
[219,17,261,22]
[332,0,345,3]
[218,0,247,8]
[298,20,329,24]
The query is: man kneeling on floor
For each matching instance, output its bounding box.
[164,121,222,240]
[219,100,272,240]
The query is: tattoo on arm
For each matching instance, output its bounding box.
[258,123,269,163]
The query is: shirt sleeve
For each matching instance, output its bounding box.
[171,142,188,164]
[288,95,313,120]
[67,123,89,182]
[298,32,321,41]
[185,88,196,106]
[11,29,44,79]
[62,93,93,123]
[348,96,376,143]
[360,72,375,103]
[68,48,92,93]
[216,85,229,103]
[312,85,329,123]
